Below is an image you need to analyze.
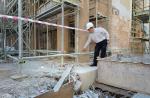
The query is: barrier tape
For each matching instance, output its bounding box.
[0,14,87,32]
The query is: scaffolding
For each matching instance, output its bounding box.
[89,0,110,28]
[0,0,112,64]
[131,0,150,54]
[0,0,83,64]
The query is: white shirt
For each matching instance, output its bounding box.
[83,27,109,48]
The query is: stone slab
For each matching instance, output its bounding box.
[97,59,150,94]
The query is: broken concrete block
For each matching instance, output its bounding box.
[74,80,82,91]
[97,59,150,94]
[53,65,73,92]
[74,66,97,91]
[10,74,28,80]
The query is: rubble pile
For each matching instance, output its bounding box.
[0,61,65,97]
[0,60,136,98]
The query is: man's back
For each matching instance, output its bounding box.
[89,27,109,43]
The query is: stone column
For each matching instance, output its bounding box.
[76,0,90,62]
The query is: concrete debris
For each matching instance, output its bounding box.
[74,90,98,98]
[1,93,13,98]
[0,77,56,98]
[74,80,82,92]
[132,93,150,98]
[0,61,65,97]
[74,88,135,98]
[53,65,73,92]
[10,74,28,80]
[74,66,97,91]
[85,90,99,98]
[74,89,116,98]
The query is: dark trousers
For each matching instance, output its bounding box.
[93,39,107,66]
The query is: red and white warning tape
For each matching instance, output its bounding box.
[0,14,87,32]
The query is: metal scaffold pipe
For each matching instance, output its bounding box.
[2,0,6,59]
[18,0,23,59]
[75,3,80,63]
[61,1,64,65]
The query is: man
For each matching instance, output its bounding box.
[83,22,109,66]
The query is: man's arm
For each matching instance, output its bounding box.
[83,35,92,50]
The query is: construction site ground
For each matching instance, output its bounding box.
[0,55,150,98]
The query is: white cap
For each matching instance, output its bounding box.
[86,22,94,30]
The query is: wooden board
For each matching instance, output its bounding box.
[35,83,73,98]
